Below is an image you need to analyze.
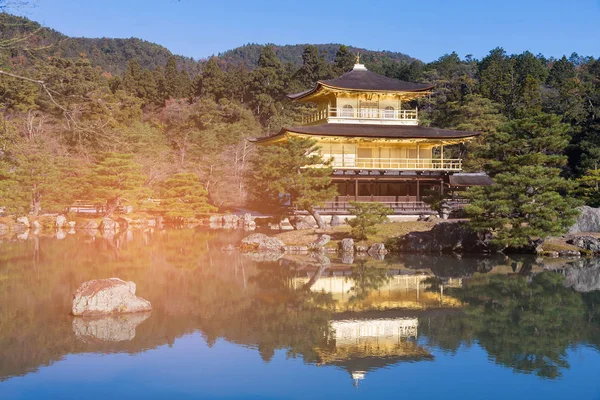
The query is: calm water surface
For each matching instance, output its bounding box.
[1,229,600,399]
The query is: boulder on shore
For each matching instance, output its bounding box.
[100,218,119,232]
[72,278,152,316]
[339,238,355,253]
[398,221,498,254]
[368,243,387,256]
[240,233,286,252]
[567,235,600,253]
[310,234,331,250]
[356,245,369,253]
[56,215,67,229]
[16,216,30,228]
[80,220,99,230]
[330,215,342,227]
[569,206,600,233]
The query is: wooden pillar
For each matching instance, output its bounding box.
[417,142,420,169]
[354,177,358,200]
[416,176,420,202]
[440,143,444,168]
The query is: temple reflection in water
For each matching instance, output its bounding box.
[287,258,463,385]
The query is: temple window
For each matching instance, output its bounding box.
[384,106,395,119]
[341,104,354,117]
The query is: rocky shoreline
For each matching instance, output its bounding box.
[5,206,600,261]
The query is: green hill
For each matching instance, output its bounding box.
[218,43,416,69]
[0,13,200,75]
[1,13,418,76]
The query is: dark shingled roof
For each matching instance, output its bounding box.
[288,68,434,100]
[449,173,494,187]
[250,124,479,143]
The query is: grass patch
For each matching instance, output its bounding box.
[540,237,580,253]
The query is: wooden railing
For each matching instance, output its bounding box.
[301,106,418,125]
[313,196,471,214]
[330,157,462,171]
[315,198,433,214]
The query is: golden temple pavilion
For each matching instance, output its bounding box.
[252,57,492,214]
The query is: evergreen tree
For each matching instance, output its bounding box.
[547,56,576,88]
[466,113,580,247]
[250,136,337,229]
[85,153,150,216]
[164,56,182,98]
[248,45,288,129]
[196,57,225,100]
[442,94,506,171]
[575,168,600,207]
[333,44,355,74]
[158,173,216,221]
[294,45,332,88]
[478,47,517,116]
[516,75,542,117]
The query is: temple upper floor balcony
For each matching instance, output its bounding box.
[331,157,462,171]
[301,105,419,126]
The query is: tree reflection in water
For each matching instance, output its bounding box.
[441,272,594,378]
[346,261,389,303]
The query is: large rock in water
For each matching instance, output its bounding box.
[240,233,285,252]
[569,206,600,233]
[398,222,498,254]
[72,278,152,316]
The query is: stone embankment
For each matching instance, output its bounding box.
[0,214,169,239]
[209,213,257,230]
[238,232,387,261]
[396,221,499,254]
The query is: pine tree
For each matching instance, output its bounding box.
[196,57,225,100]
[478,47,517,116]
[164,56,181,98]
[466,113,581,248]
[250,136,337,228]
[158,173,216,221]
[248,46,288,128]
[333,44,355,75]
[443,94,506,171]
[547,56,576,88]
[85,153,150,216]
[294,45,332,88]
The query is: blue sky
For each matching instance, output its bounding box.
[14,0,600,62]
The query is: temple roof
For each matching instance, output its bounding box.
[250,124,479,143]
[288,66,434,101]
[448,173,494,187]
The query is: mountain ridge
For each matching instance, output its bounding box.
[0,13,418,75]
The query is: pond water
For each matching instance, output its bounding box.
[1,229,600,399]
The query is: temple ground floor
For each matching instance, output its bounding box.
[310,171,491,215]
